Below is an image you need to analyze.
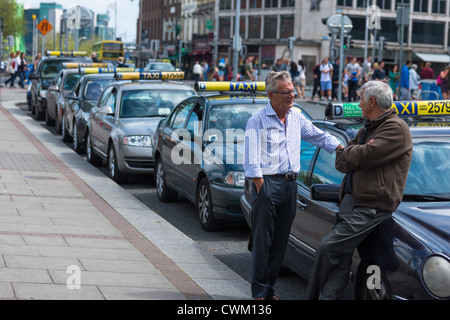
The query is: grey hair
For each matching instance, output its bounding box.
[265,71,291,93]
[359,80,393,110]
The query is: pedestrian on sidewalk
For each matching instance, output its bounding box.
[306,80,413,300]
[311,62,321,100]
[17,52,27,89]
[5,52,16,87]
[244,71,343,300]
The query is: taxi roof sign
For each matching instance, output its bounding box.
[79,67,135,74]
[325,100,450,120]
[63,62,108,68]
[46,51,87,57]
[148,59,171,63]
[115,71,185,80]
[195,81,266,92]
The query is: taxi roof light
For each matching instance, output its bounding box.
[115,71,185,80]
[195,81,266,92]
[325,100,450,120]
[79,67,135,74]
[46,51,87,57]
[148,59,171,63]
[63,62,108,68]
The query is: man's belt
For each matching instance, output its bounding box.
[271,172,298,181]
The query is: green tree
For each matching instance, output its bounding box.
[0,0,25,37]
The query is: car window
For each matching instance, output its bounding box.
[186,104,203,136]
[55,74,63,87]
[169,101,196,129]
[311,147,345,185]
[404,137,450,195]
[84,79,114,100]
[98,87,113,107]
[63,74,81,91]
[104,90,117,113]
[119,89,194,118]
[146,62,175,71]
[297,140,318,184]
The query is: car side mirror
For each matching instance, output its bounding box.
[310,184,340,203]
[48,85,59,92]
[98,106,114,115]
[64,92,77,100]
[28,73,38,80]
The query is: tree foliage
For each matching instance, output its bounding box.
[0,0,25,37]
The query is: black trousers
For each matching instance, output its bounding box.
[250,175,297,298]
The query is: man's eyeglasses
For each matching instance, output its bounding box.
[272,90,295,96]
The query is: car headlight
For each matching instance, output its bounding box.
[122,135,152,147]
[39,90,47,98]
[423,255,450,299]
[224,171,245,187]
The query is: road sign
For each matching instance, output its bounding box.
[37,19,53,36]
[326,14,353,34]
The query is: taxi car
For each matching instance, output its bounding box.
[240,100,450,300]
[61,67,133,153]
[46,63,108,131]
[152,81,311,231]
[86,71,195,183]
[144,59,176,72]
[28,51,92,120]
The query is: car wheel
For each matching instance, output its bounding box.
[45,106,55,126]
[196,177,224,231]
[72,123,83,154]
[55,111,62,134]
[108,144,127,183]
[61,113,72,142]
[86,131,102,166]
[35,103,44,120]
[358,264,393,300]
[155,157,178,202]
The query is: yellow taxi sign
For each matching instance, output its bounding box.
[326,100,450,120]
[46,51,87,57]
[63,62,108,68]
[148,59,171,63]
[195,81,266,92]
[115,71,185,80]
[79,67,135,74]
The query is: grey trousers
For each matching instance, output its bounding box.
[306,194,391,300]
[251,175,297,298]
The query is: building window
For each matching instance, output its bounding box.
[248,16,261,38]
[219,17,231,39]
[281,0,295,7]
[279,15,294,38]
[220,0,232,10]
[234,0,247,9]
[337,0,352,7]
[376,0,391,10]
[264,16,277,38]
[413,0,429,13]
[432,0,446,14]
[265,0,278,8]
[412,21,444,45]
[249,0,262,8]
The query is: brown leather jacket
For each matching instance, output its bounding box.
[335,109,413,212]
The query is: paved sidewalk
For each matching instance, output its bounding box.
[0,88,249,300]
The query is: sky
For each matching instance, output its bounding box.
[18,0,139,43]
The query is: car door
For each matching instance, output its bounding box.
[292,133,346,252]
[96,87,117,156]
[91,86,114,154]
[47,73,62,117]
[66,80,82,137]
[160,100,196,189]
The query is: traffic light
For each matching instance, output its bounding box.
[343,36,348,49]
[287,37,295,50]
[347,35,354,48]
[379,36,387,51]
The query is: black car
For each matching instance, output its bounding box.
[62,72,117,153]
[153,81,311,231]
[28,51,91,120]
[240,100,450,300]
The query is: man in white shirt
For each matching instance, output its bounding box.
[320,57,333,101]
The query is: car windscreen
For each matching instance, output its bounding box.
[63,74,82,90]
[206,104,266,143]
[83,79,115,101]
[145,62,175,71]
[404,136,450,199]
[120,89,195,118]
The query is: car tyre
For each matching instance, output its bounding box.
[55,110,62,134]
[108,144,127,183]
[35,103,44,120]
[61,112,72,142]
[155,157,178,202]
[72,123,84,154]
[86,131,102,166]
[196,177,224,231]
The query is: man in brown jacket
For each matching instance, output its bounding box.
[306,80,413,300]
